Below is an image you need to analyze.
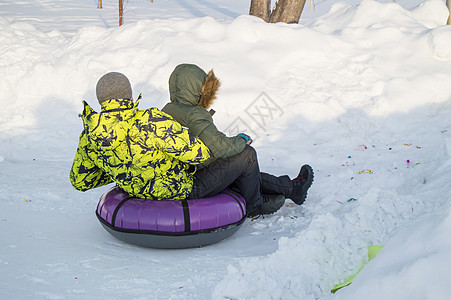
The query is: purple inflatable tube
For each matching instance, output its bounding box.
[96,186,246,249]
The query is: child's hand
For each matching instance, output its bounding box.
[237,133,253,145]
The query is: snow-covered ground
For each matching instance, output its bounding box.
[1,0,451,299]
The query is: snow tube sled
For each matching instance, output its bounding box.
[96,186,246,249]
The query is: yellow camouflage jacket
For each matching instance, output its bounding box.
[69,95,212,200]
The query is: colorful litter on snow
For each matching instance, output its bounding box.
[358,169,373,174]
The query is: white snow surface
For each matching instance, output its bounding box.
[1,0,451,299]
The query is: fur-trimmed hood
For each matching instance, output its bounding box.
[168,64,220,109]
[163,64,246,165]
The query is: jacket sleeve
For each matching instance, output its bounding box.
[69,130,113,191]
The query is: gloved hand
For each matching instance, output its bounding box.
[237,133,253,145]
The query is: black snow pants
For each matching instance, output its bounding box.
[189,145,293,210]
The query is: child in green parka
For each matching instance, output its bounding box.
[162,64,314,217]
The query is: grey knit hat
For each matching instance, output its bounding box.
[96,72,132,104]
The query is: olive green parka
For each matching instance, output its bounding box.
[69,95,212,200]
[162,64,246,167]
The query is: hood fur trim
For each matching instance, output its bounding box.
[199,70,221,109]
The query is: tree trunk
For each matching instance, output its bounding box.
[119,0,123,26]
[98,0,102,9]
[447,0,451,25]
[269,0,306,24]
[249,0,271,22]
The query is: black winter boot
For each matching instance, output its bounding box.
[261,194,285,215]
[247,194,285,218]
[247,204,262,218]
[290,165,314,205]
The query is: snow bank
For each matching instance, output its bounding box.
[212,1,451,299]
[1,0,451,299]
[429,26,451,61]
[334,201,451,300]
